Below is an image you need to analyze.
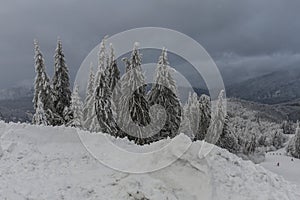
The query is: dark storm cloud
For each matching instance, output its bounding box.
[0,0,299,89]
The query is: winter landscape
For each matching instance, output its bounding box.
[1,1,300,200]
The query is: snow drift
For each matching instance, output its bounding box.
[0,121,298,200]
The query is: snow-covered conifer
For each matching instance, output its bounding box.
[272,129,286,149]
[282,120,294,135]
[106,44,120,91]
[288,122,300,158]
[95,72,118,135]
[105,44,122,129]
[32,40,55,124]
[180,92,199,139]
[52,39,72,125]
[293,134,300,159]
[148,48,181,141]
[88,38,108,132]
[118,43,151,144]
[216,116,239,153]
[197,94,211,140]
[206,90,226,144]
[83,63,96,129]
[94,38,108,89]
[32,92,49,126]
[69,85,83,128]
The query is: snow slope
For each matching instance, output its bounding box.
[261,148,300,188]
[0,121,299,200]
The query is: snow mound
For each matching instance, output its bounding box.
[0,121,298,200]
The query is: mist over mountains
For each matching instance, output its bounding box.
[1,65,300,122]
[227,67,300,104]
[0,86,34,122]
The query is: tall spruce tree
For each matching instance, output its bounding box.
[205,91,239,153]
[95,72,118,135]
[89,38,108,132]
[180,92,200,139]
[69,85,83,128]
[197,94,211,140]
[105,44,122,133]
[94,38,108,88]
[293,127,300,158]
[52,39,72,125]
[32,40,55,124]
[206,90,226,145]
[148,48,181,141]
[216,115,239,153]
[288,122,300,158]
[118,43,151,144]
[282,120,294,135]
[106,44,120,91]
[83,63,96,129]
[32,92,49,126]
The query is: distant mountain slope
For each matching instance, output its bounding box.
[227,68,300,104]
[0,86,33,100]
[0,86,34,122]
[0,122,298,199]
[274,98,300,121]
[0,97,34,123]
[227,98,288,123]
[228,98,300,122]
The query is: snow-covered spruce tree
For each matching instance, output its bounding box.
[148,48,181,141]
[68,85,83,128]
[196,94,211,141]
[286,138,296,157]
[82,63,96,130]
[94,38,108,89]
[180,92,199,139]
[32,92,49,126]
[52,39,72,125]
[179,115,193,138]
[282,120,294,135]
[204,90,239,153]
[118,43,151,144]
[110,65,121,117]
[95,72,119,135]
[205,90,226,145]
[105,44,122,131]
[216,116,239,153]
[287,122,300,158]
[33,40,46,110]
[32,40,55,125]
[105,44,119,90]
[88,38,108,132]
[245,135,257,154]
[272,129,286,149]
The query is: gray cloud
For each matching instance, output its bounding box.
[0,0,299,89]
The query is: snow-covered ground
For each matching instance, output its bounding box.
[0,121,299,200]
[261,147,300,189]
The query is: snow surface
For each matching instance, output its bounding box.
[261,147,300,188]
[0,121,299,200]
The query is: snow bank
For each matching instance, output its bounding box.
[0,121,298,200]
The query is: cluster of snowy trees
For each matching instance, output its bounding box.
[227,112,289,163]
[180,90,239,153]
[32,37,235,148]
[33,37,299,163]
[282,120,295,135]
[32,39,72,126]
[287,121,300,158]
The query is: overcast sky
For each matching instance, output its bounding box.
[0,0,300,89]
